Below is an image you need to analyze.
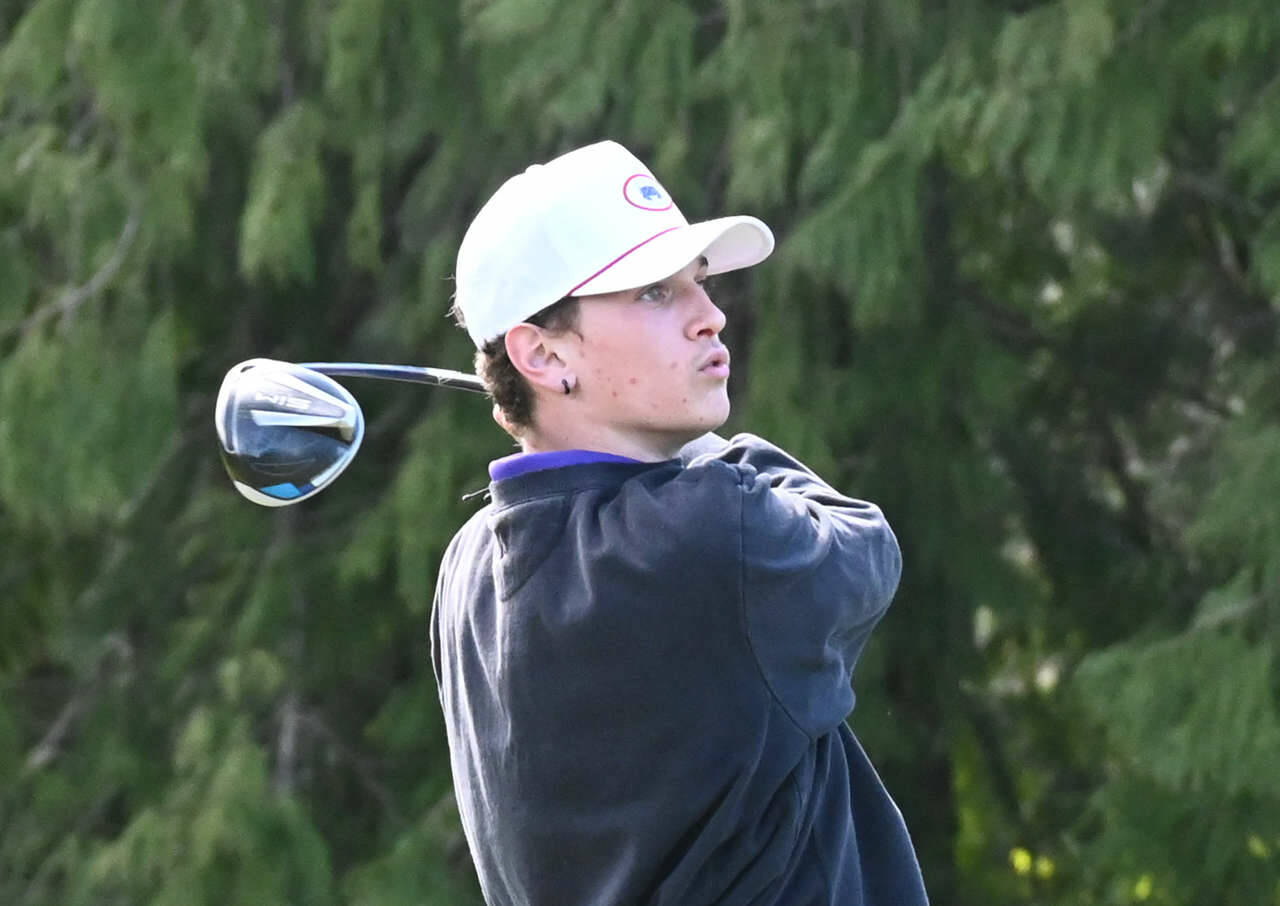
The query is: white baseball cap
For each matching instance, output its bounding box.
[454,140,775,348]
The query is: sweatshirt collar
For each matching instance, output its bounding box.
[489,449,644,481]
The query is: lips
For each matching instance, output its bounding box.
[698,347,731,377]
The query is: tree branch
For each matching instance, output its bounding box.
[1117,0,1171,47]
[1091,408,1154,552]
[3,205,142,343]
[1171,169,1266,220]
[272,510,304,796]
[297,709,405,824]
[274,689,302,794]
[956,686,1032,837]
[964,283,1055,349]
[23,693,89,774]
[22,634,133,775]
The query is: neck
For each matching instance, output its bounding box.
[518,421,685,462]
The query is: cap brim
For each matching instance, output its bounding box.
[570,215,774,297]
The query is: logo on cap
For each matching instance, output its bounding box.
[623,173,673,212]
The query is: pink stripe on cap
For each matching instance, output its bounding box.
[567,226,682,296]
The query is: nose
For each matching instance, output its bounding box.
[689,286,726,339]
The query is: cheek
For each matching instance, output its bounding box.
[583,347,638,401]
[589,341,660,392]
[577,314,694,408]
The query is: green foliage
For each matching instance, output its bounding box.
[0,309,177,530]
[1,0,1278,904]
[239,103,328,285]
[341,795,478,906]
[1078,631,1280,797]
[81,712,335,906]
[1193,417,1280,566]
[0,0,75,101]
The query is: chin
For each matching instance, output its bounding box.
[707,392,731,427]
[646,393,730,449]
[690,399,731,434]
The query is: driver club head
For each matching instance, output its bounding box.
[215,359,365,507]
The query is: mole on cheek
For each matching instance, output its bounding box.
[628,377,638,385]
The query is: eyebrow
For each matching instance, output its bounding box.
[635,257,711,297]
[683,256,709,281]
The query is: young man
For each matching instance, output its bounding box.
[431,140,928,906]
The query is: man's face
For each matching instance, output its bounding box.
[557,256,731,456]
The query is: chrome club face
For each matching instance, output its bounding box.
[215,359,365,507]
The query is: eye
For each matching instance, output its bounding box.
[637,283,670,303]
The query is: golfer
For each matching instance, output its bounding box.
[431,140,928,905]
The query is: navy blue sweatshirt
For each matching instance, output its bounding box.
[430,434,928,905]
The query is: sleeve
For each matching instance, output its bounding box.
[695,433,903,737]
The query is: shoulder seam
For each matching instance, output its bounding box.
[735,470,816,742]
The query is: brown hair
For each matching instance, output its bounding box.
[451,296,581,435]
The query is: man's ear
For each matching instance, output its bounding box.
[504,323,571,394]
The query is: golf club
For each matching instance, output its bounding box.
[215,358,485,507]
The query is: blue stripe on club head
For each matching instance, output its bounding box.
[262,482,303,499]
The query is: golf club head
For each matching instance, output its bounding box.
[215,359,365,507]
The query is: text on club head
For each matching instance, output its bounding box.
[254,390,314,411]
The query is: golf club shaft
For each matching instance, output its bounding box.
[300,362,486,393]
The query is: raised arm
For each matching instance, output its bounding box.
[686,433,903,737]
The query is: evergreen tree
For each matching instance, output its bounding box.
[1,0,1276,903]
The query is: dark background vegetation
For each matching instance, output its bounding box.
[1,0,1277,903]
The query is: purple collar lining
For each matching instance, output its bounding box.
[489,449,645,481]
